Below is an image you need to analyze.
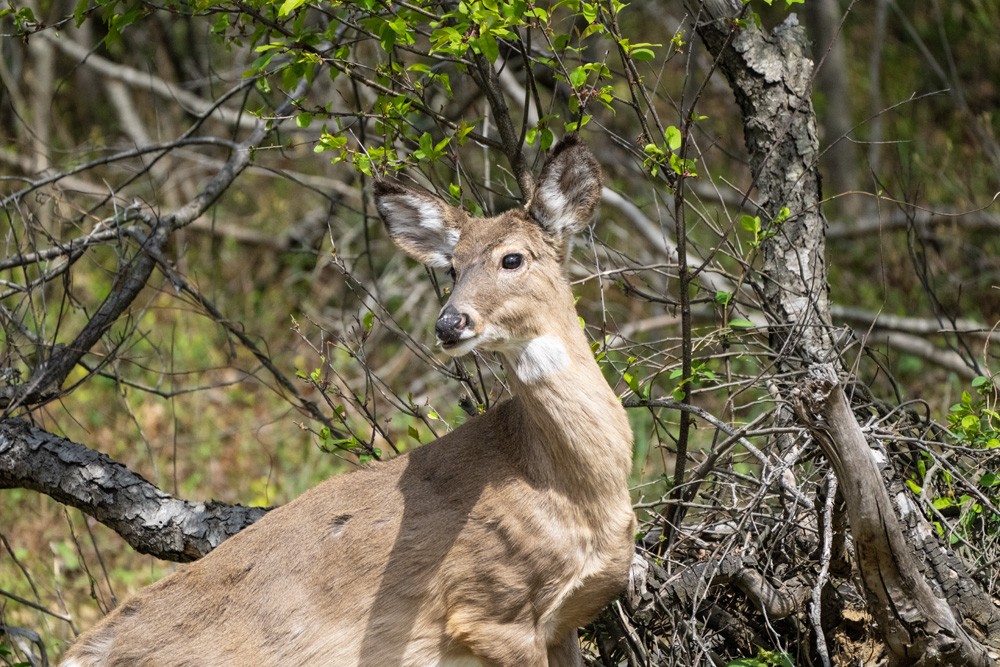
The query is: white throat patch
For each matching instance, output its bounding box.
[512,335,570,384]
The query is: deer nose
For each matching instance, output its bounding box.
[436,305,471,345]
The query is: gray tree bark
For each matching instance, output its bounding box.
[687,0,837,366]
[0,418,268,562]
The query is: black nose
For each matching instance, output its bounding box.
[436,305,470,345]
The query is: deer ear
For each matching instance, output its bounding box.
[527,134,603,240]
[375,180,463,268]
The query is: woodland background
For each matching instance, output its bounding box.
[2,0,1000,665]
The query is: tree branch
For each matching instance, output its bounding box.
[0,419,268,562]
[0,79,308,411]
[470,53,533,200]
[826,206,1000,241]
[41,31,260,131]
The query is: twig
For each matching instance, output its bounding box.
[810,472,836,667]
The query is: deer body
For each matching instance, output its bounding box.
[63,136,635,667]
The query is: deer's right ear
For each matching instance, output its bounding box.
[375,180,462,268]
[527,134,602,241]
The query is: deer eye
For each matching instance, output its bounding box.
[501,253,523,270]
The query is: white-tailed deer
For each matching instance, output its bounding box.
[62,136,636,667]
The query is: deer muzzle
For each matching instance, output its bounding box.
[436,305,473,347]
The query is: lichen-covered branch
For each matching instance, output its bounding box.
[0,419,268,562]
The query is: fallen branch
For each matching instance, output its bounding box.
[0,419,268,562]
[791,364,995,666]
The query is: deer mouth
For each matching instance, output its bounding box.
[439,334,479,357]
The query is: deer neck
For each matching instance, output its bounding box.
[498,304,632,505]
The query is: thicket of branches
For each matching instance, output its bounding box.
[2,0,1000,664]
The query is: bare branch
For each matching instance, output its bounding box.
[827,207,1000,240]
[1,79,309,410]
[833,304,1000,341]
[860,329,991,386]
[40,31,260,131]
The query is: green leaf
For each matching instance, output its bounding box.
[358,447,382,465]
[729,318,756,330]
[631,47,655,61]
[455,118,474,141]
[980,471,1000,488]
[74,0,90,27]
[526,6,548,21]
[906,478,923,494]
[362,311,374,332]
[932,496,954,510]
[739,214,761,234]
[296,112,313,128]
[277,0,307,17]
[623,372,640,395]
[539,128,554,150]
[474,34,499,62]
[664,125,682,151]
[569,66,588,88]
[715,291,732,306]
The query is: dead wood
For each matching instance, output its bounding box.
[792,364,996,666]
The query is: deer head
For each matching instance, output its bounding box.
[375,136,602,383]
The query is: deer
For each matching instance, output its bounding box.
[61,135,636,667]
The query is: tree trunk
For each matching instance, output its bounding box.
[687,0,837,365]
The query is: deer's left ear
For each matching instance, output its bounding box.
[375,180,464,268]
[527,134,603,240]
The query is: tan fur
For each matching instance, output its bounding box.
[62,137,635,667]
